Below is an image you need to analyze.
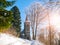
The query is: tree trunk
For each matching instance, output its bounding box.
[33,28,35,40]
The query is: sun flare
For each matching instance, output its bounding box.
[50,12,60,29]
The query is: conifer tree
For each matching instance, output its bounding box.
[0,0,15,32]
[11,6,21,37]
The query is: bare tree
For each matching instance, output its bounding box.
[25,2,47,40]
[38,28,45,43]
[38,25,56,45]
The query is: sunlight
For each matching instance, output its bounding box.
[50,12,60,29]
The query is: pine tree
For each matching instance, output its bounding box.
[11,6,21,37]
[0,0,15,32]
[0,0,15,9]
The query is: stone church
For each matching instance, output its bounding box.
[20,16,31,40]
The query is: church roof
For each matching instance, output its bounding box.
[26,16,28,21]
[25,16,30,22]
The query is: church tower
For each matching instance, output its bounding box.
[24,16,30,40]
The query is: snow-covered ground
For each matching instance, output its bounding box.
[0,33,44,45]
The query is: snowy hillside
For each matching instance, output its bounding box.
[0,33,44,45]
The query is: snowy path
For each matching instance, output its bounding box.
[0,33,44,45]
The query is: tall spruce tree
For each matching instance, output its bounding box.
[11,6,21,37]
[0,0,15,32]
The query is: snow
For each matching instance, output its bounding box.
[0,33,44,45]
[31,40,44,45]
